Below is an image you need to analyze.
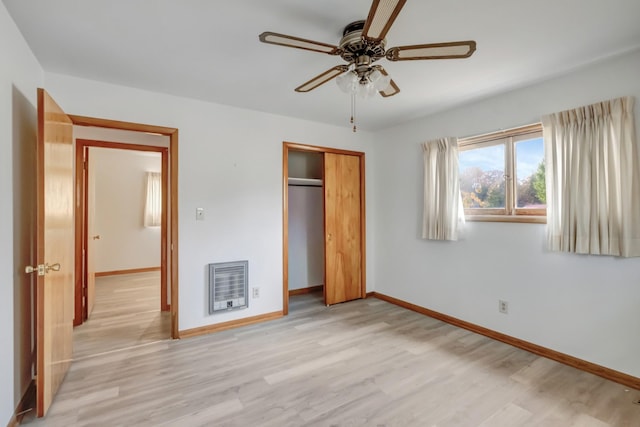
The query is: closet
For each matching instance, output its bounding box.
[283,143,365,314]
[287,151,324,295]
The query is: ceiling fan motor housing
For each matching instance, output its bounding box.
[339,20,386,65]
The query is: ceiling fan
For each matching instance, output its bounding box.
[258,0,476,99]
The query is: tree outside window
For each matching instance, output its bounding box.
[458,124,546,222]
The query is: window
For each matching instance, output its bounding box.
[144,172,162,227]
[458,124,545,223]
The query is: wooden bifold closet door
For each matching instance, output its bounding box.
[323,152,363,305]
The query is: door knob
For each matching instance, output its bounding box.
[25,263,60,275]
[25,264,45,276]
[92,235,101,240]
[45,263,61,273]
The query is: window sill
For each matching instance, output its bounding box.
[465,215,546,224]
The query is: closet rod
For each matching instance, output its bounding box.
[288,177,322,187]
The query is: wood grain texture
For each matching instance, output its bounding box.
[69,115,177,135]
[160,149,169,311]
[282,144,290,315]
[282,142,366,315]
[372,291,640,390]
[169,130,179,338]
[358,154,367,298]
[95,267,161,277]
[36,89,75,417]
[282,141,367,156]
[21,293,640,426]
[85,148,96,318]
[324,153,362,305]
[73,144,84,326]
[179,311,283,339]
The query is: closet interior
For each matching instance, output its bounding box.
[287,150,325,303]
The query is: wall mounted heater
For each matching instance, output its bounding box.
[208,260,248,314]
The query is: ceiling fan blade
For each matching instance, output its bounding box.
[374,66,400,97]
[259,32,340,55]
[386,41,477,61]
[295,66,349,93]
[362,0,407,43]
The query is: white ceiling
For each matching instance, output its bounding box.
[4,0,640,131]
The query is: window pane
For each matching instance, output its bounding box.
[459,144,505,209]
[515,137,546,209]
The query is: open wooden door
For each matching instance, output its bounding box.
[33,88,75,417]
[323,152,364,305]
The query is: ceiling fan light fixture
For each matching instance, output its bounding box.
[368,68,391,91]
[336,70,358,93]
[360,79,377,99]
[336,67,385,99]
[368,68,382,83]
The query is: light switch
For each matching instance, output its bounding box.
[196,207,205,221]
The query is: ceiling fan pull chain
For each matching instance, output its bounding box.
[351,92,357,132]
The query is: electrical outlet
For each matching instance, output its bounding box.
[252,287,259,299]
[499,300,509,314]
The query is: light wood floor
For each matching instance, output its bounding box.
[72,271,170,359]
[24,289,639,426]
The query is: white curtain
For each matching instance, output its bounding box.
[422,137,465,241]
[144,172,162,227]
[542,96,640,257]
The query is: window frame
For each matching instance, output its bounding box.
[458,123,546,223]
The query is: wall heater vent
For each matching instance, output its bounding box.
[208,260,248,314]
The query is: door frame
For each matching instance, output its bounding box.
[75,139,169,324]
[282,141,366,315]
[70,115,179,338]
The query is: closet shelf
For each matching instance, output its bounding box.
[288,177,322,187]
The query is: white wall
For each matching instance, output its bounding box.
[90,148,161,272]
[0,2,43,422]
[373,49,640,378]
[3,6,636,423]
[43,72,377,332]
[288,185,324,290]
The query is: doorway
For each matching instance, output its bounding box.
[32,90,180,418]
[71,116,179,339]
[75,139,168,320]
[282,142,366,315]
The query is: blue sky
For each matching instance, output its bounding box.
[459,137,543,180]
